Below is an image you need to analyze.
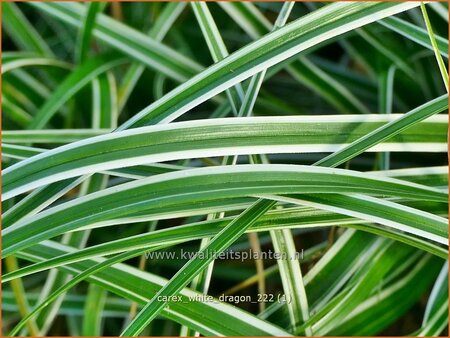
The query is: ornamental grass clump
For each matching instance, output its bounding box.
[1,1,448,336]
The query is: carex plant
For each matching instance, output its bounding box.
[1,1,449,336]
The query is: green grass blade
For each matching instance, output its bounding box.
[75,2,104,64]
[379,16,448,58]
[2,129,110,144]
[191,2,243,116]
[263,193,448,244]
[92,72,117,129]
[378,65,395,170]
[270,229,311,334]
[3,164,447,258]
[2,143,44,159]
[314,94,448,167]
[82,285,107,335]
[2,52,71,74]
[4,114,447,199]
[420,2,449,92]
